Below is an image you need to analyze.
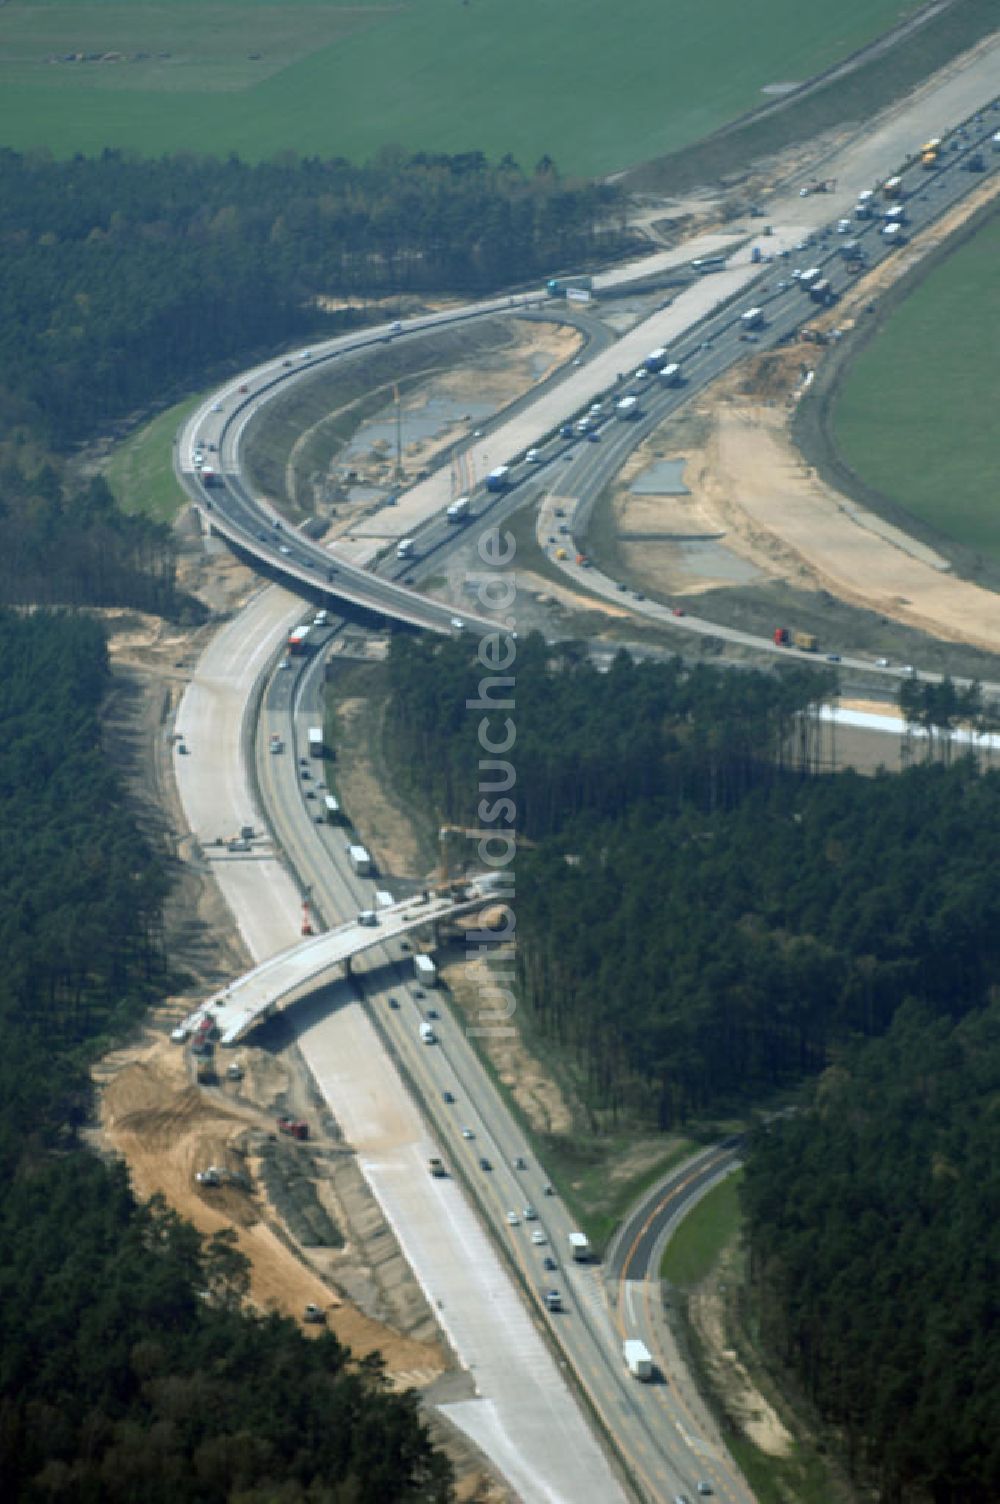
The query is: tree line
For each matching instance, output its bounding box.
[742,1000,1000,1502]
[384,636,1000,1125]
[0,461,184,616]
[0,147,629,450]
[385,633,1000,1493]
[0,612,451,1502]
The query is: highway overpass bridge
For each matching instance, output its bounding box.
[181,876,504,1046]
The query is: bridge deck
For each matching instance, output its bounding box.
[182,879,502,1045]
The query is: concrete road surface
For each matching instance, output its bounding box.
[172,587,628,1504]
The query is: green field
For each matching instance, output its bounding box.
[0,0,925,174]
[833,213,1000,560]
[660,1170,742,1285]
[103,394,197,523]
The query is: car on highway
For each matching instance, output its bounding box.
[413,987,425,998]
[697,1484,713,1495]
[825,653,842,663]
[479,1157,492,1171]
[634,591,645,600]
[875,656,890,667]
[305,790,316,799]
[523,1205,537,1221]
[514,1156,527,1170]
[388,996,400,1009]
[442,1090,455,1104]
[672,606,686,616]
[506,1211,520,1226]
[426,1007,439,1019]
[526,448,542,463]
[279,544,291,555]
[450,617,465,631]
[211,401,223,412]
[586,430,600,442]
[543,1256,557,1272]
[531,1229,547,1245]
[461,1126,474,1139]
[616,582,627,591]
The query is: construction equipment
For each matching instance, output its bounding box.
[277,1114,309,1141]
[799,177,836,196]
[437,824,535,889]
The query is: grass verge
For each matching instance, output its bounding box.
[660,1170,742,1285]
[103,394,199,523]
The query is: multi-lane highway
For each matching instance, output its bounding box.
[170,88,1000,1504]
[178,99,1000,680]
[254,628,754,1504]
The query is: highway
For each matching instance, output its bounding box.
[177,98,1000,683]
[168,87,1000,1504]
[180,878,507,1045]
[251,631,754,1504]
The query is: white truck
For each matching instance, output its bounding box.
[658,362,682,387]
[485,466,510,492]
[624,1339,653,1381]
[615,395,640,419]
[396,538,415,559]
[349,843,372,876]
[740,306,764,328]
[414,954,438,986]
[446,496,470,522]
[568,1231,591,1262]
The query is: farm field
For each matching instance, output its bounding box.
[833,212,1000,561]
[0,0,926,174]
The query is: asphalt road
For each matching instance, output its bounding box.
[258,636,747,1503]
[169,81,1000,1504]
[179,98,1000,686]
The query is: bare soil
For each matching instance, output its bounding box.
[331,693,431,881]
[93,1034,444,1382]
[443,946,574,1137]
[687,1244,794,1459]
[610,174,1000,655]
